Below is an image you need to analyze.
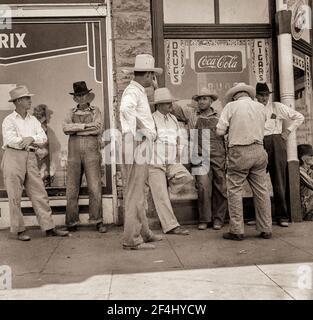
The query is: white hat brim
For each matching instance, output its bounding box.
[225,85,256,103]
[194,94,218,101]
[123,67,163,75]
[152,98,178,105]
[8,93,34,102]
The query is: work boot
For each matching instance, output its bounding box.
[198,223,208,230]
[260,232,272,239]
[213,223,222,230]
[167,226,189,235]
[17,231,31,241]
[123,243,155,250]
[46,228,69,237]
[96,222,108,233]
[278,220,289,227]
[247,220,256,226]
[146,234,163,242]
[223,232,244,241]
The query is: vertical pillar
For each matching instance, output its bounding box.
[275,0,302,221]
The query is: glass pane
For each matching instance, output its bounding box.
[219,0,269,23]
[293,48,313,144]
[163,0,215,24]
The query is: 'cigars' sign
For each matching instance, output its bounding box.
[194,51,243,73]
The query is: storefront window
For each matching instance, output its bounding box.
[293,48,313,144]
[164,39,273,109]
[163,0,215,24]
[219,0,270,24]
[0,20,108,190]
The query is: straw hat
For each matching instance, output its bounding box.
[123,54,163,75]
[225,82,256,103]
[8,85,34,102]
[152,87,177,105]
[193,88,218,101]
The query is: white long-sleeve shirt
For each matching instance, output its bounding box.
[119,80,156,140]
[2,111,47,150]
[264,102,304,136]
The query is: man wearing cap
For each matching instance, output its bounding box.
[297,144,313,221]
[216,82,272,240]
[149,87,191,236]
[120,54,163,250]
[63,81,107,233]
[255,83,304,227]
[1,86,69,241]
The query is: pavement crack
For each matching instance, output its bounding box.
[39,240,61,274]
[165,236,185,269]
[255,264,296,300]
[277,237,313,258]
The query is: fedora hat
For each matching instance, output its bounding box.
[152,87,177,105]
[69,81,92,96]
[225,82,256,103]
[193,88,218,101]
[8,85,34,102]
[298,144,313,159]
[124,54,163,75]
[256,82,273,94]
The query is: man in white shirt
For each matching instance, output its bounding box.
[149,87,191,236]
[255,82,304,227]
[216,82,272,241]
[1,86,69,241]
[120,54,163,250]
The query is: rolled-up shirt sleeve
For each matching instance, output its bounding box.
[276,102,304,132]
[216,104,231,132]
[32,118,47,144]
[2,117,23,148]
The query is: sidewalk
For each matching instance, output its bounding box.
[1,222,313,300]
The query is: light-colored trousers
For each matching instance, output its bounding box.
[149,164,180,233]
[227,144,272,235]
[1,148,55,233]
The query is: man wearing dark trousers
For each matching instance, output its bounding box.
[255,83,304,227]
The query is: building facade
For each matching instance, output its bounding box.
[0,0,312,228]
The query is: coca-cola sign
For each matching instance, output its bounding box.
[195,51,243,73]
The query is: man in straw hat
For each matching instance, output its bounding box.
[255,82,304,227]
[149,87,191,236]
[63,81,107,233]
[120,54,163,250]
[1,85,69,241]
[216,82,272,240]
[172,88,228,231]
[298,144,313,221]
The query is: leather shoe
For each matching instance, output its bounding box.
[96,222,108,233]
[123,243,155,250]
[167,226,189,235]
[260,232,272,239]
[46,228,69,237]
[223,232,244,241]
[247,220,256,226]
[146,234,163,242]
[198,223,208,230]
[17,231,31,241]
[213,223,222,230]
[278,220,289,227]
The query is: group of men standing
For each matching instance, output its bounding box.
[1,53,305,249]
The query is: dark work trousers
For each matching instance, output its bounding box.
[65,135,103,227]
[196,139,228,225]
[264,134,289,222]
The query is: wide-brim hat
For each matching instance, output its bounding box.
[123,54,163,75]
[193,88,218,101]
[256,82,273,94]
[298,144,313,159]
[8,85,34,102]
[225,82,256,103]
[152,87,178,105]
[69,81,92,96]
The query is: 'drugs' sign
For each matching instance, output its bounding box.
[194,51,243,73]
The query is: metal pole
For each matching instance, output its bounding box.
[275,0,302,221]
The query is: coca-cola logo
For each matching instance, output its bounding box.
[195,51,243,73]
